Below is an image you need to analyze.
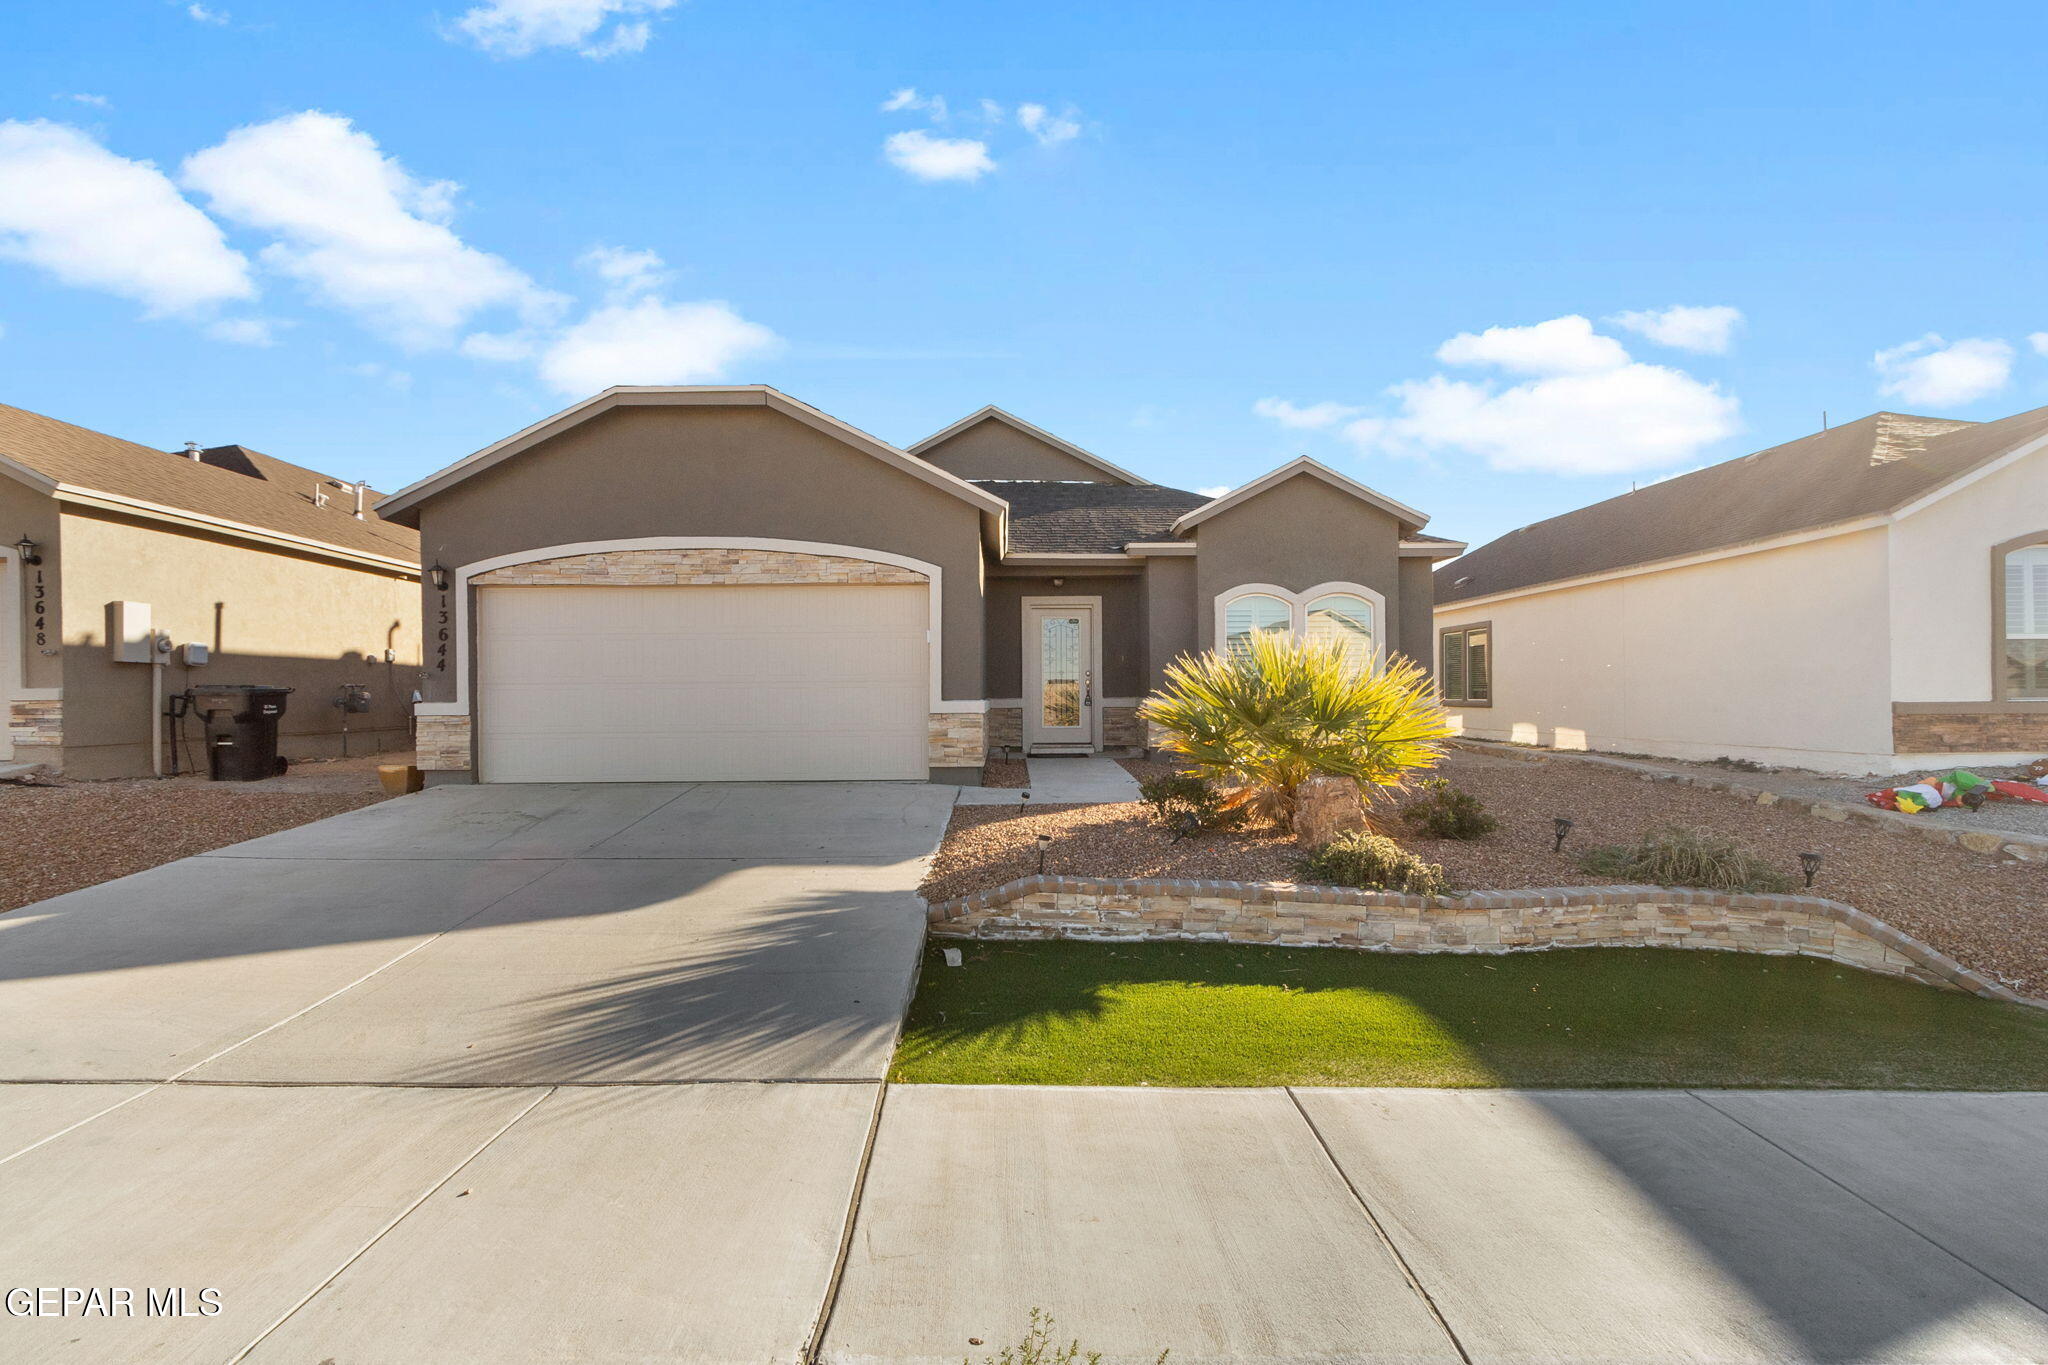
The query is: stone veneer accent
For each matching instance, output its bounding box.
[986,707,1022,754]
[928,711,986,768]
[1892,705,2048,754]
[1103,705,1145,751]
[473,548,928,587]
[415,713,472,771]
[7,698,61,748]
[926,876,2039,1008]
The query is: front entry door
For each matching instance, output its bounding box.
[1023,600,1097,752]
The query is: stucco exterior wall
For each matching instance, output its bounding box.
[55,508,419,778]
[410,404,988,706]
[915,420,1119,483]
[1,478,61,691]
[1141,554,1198,692]
[984,573,1145,700]
[1191,473,1406,654]
[1397,557,1435,673]
[1436,528,1897,773]
[1889,447,2048,704]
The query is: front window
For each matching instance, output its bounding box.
[1306,594,1376,675]
[1223,593,1291,656]
[1439,624,1491,705]
[2007,545,2048,699]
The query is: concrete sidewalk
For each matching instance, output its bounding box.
[954,754,1144,805]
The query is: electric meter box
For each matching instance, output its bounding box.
[107,601,153,663]
[181,642,210,666]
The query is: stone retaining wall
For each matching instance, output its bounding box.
[926,876,2038,1008]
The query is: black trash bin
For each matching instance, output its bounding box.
[190,685,294,781]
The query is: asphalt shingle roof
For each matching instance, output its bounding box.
[974,480,1212,553]
[1436,407,2048,604]
[0,403,419,563]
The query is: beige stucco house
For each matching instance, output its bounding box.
[1434,407,2048,776]
[1,403,421,778]
[376,386,1462,784]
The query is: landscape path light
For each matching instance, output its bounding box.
[1552,817,1574,854]
[1799,851,1823,889]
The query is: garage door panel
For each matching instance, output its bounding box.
[478,584,930,783]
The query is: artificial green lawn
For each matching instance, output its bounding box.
[892,941,2048,1089]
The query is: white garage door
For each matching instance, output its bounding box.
[477,583,929,782]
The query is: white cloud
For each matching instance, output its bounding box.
[1252,397,1364,430]
[59,93,109,108]
[186,2,229,23]
[1872,334,2013,408]
[1339,315,1740,476]
[1017,103,1081,146]
[2028,332,2048,358]
[579,244,667,295]
[1195,484,1231,497]
[1435,314,1630,376]
[883,129,994,183]
[881,87,947,119]
[182,111,560,348]
[452,0,674,59]
[1608,304,1744,355]
[346,360,413,392]
[205,316,279,346]
[536,296,780,395]
[0,120,253,316]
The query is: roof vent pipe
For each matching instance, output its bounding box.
[353,481,367,519]
[183,442,203,461]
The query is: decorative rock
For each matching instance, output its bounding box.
[1293,774,1368,848]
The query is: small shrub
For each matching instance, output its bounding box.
[965,1308,1167,1365]
[1299,830,1450,896]
[1400,778,1497,840]
[1576,824,1795,894]
[1137,772,1245,836]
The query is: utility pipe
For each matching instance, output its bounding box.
[150,631,165,779]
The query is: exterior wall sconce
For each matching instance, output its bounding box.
[427,563,450,591]
[14,535,41,565]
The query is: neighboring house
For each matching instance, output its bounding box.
[0,403,421,778]
[1433,407,2048,776]
[376,386,1462,784]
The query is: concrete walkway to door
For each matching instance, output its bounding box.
[953,754,1144,805]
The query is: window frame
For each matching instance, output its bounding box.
[1993,532,2048,702]
[1438,621,1493,707]
[1212,582,1388,669]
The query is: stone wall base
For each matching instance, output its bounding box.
[928,711,986,768]
[926,877,2036,1007]
[415,713,473,772]
[987,707,1022,754]
[1892,704,2048,753]
[7,698,61,750]
[1103,705,1145,751]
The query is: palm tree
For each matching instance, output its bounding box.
[1139,632,1452,828]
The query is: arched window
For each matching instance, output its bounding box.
[2005,543,2048,699]
[1305,594,1376,675]
[1222,593,1291,656]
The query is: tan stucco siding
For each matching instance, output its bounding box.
[1191,474,1407,655]
[56,508,419,777]
[985,574,1145,699]
[411,405,987,704]
[1435,527,1896,773]
[1142,555,1197,693]
[916,420,1121,483]
[1397,557,1435,674]
[1,477,62,693]
[1887,447,2048,705]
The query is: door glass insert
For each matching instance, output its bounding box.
[1040,615,1082,726]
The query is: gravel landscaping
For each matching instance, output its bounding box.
[927,749,2048,998]
[0,772,390,914]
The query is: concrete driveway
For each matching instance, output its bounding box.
[5,782,2048,1362]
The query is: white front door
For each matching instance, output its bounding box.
[1023,600,1097,752]
[476,582,929,782]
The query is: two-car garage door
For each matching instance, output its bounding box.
[476,583,929,782]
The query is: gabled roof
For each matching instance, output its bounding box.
[908,406,1148,485]
[1170,457,1431,536]
[376,385,1010,525]
[1436,407,2048,606]
[0,402,418,568]
[973,480,1211,553]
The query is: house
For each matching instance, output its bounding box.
[375,386,1462,784]
[1,403,421,778]
[1433,407,2048,776]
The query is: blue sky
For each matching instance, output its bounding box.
[3,0,2045,549]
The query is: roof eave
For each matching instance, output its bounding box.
[1171,457,1430,536]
